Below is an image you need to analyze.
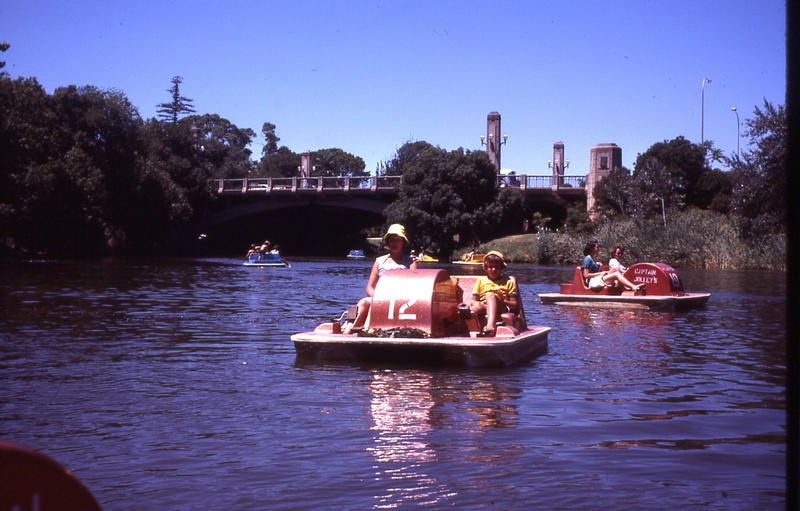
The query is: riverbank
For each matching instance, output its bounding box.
[468,210,786,272]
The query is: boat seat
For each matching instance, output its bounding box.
[453,275,527,335]
[570,266,642,296]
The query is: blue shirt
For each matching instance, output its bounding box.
[582,255,599,273]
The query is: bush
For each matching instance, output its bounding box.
[472,209,785,271]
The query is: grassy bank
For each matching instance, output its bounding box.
[468,210,785,272]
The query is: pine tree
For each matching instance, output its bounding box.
[156,75,195,123]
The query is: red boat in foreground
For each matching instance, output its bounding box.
[539,262,710,310]
[292,269,549,367]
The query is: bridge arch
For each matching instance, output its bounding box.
[202,195,389,230]
[200,195,390,256]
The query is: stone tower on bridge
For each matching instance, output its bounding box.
[483,111,506,173]
[586,143,622,212]
[551,141,567,188]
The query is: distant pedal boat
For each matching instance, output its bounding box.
[452,253,485,266]
[538,262,710,310]
[346,249,366,259]
[415,254,439,264]
[243,252,288,267]
[292,269,549,367]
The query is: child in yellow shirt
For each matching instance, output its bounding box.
[469,250,518,335]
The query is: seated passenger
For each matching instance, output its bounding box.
[582,240,643,291]
[608,245,627,272]
[343,224,418,334]
[469,250,518,336]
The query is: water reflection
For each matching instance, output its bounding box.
[556,307,675,387]
[365,369,521,508]
[367,370,436,464]
[366,370,441,509]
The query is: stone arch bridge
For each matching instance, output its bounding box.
[201,175,586,255]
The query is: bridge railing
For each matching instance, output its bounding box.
[213,175,403,194]
[213,174,584,194]
[496,175,587,189]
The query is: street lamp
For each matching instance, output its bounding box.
[480,133,508,147]
[547,158,570,172]
[701,78,711,144]
[731,107,740,158]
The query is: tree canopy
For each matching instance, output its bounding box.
[0,42,9,75]
[383,142,521,259]
[261,122,279,156]
[156,75,196,124]
[594,136,732,224]
[184,114,255,178]
[0,73,262,256]
[726,99,786,237]
[311,148,367,177]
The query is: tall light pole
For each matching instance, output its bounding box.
[701,78,711,144]
[731,107,740,158]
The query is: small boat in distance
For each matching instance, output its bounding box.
[292,269,549,367]
[539,262,710,310]
[452,252,485,266]
[415,253,439,265]
[243,252,288,267]
[347,249,366,259]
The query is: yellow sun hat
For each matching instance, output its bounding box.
[383,224,409,246]
[485,250,506,266]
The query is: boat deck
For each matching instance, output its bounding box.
[292,326,549,367]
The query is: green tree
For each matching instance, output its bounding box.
[183,114,255,179]
[379,140,433,176]
[260,146,300,178]
[139,118,210,225]
[156,75,195,124]
[311,148,367,177]
[596,137,731,223]
[383,142,512,259]
[592,166,635,217]
[634,136,698,208]
[0,80,147,255]
[0,42,10,76]
[261,122,279,156]
[630,157,679,226]
[727,99,786,237]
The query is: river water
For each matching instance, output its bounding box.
[0,258,786,509]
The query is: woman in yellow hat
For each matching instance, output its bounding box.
[469,250,519,336]
[343,224,418,334]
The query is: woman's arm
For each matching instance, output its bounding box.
[583,267,604,279]
[365,259,381,297]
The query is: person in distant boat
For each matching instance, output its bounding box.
[462,250,476,261]
[582,240,642,291]
[469,250,518,336]
[258,241,271,261]
[608,245,627,272]
[343,224,418,334]
[270,245,280,254]
[246,244,258,257]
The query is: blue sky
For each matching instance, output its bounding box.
[1,1,786,176]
